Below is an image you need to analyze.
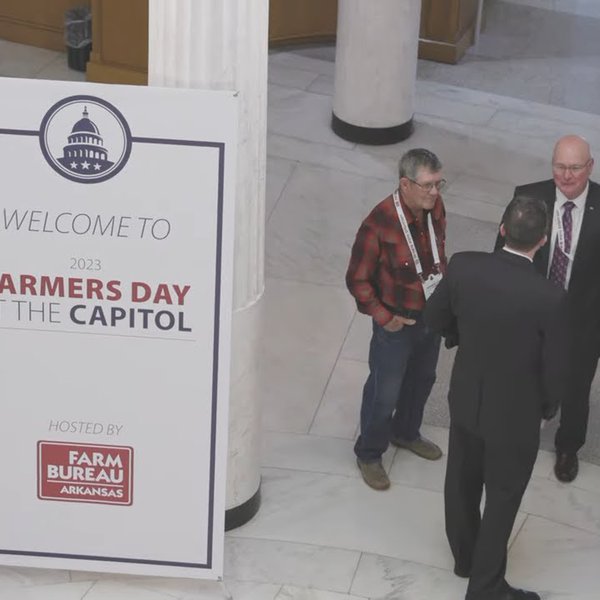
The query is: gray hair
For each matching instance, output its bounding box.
[398,148,442,180]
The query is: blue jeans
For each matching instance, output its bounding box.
[354,317,441,462]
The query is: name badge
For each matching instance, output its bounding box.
[422,272,442,300]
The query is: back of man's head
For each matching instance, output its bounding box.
[502,196,548,252]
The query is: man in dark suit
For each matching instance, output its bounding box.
[425,196,566,600]
[495,135,600,483]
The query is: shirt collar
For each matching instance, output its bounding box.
[502,246,533,263]
[556,182,589,210]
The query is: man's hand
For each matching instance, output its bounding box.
[383,315,417,332]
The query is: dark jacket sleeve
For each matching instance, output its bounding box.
[424,258,458,347]
[540,293,569,420]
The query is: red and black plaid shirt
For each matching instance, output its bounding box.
[346,192,447,326]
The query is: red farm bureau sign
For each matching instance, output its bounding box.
[38,441,133,505]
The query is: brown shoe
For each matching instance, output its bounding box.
[554,452,578,483]
[390,434,442,460]
[356,458,390,490]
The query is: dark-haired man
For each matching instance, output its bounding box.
[496,135,600,483]
[425,197,566,600]
[346,148,447,491]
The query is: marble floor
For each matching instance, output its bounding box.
[2,1,600,598]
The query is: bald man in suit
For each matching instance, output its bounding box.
[495,135,600,483]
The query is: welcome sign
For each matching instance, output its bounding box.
[0,78,237,579]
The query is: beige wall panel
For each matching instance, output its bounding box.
[269,0,337,45]
[0,0,90,51]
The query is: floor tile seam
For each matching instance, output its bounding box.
[32,52,62,76]
[258,461,362,482]
[227,532,454,578]
[80,579,98,599]
[220,578,239,600]
[307,309,358,433]
[226,565,359,592]
[530,469,554,482]
[269,51,335,70]
[268,52,335,73]
[416,110,598,141]
[332,356,367,367]
[501,0,600,20]
[444,207,501,226]
[0,577,72,590]
[258,462,445,494]
[507,513,529,552]
[442,189,509,210]
[263,445,588,490]
[267,63,322,90]
[268,158,389,187]
[560,479,600,498]
[133,579,183,600]
[346,551,364,597]
[267,81,326,97]
[415,79,600,123]
[264,429,357,442]
[267,137,392,182]
[414,92,501,124]
[227,563,367,597]
[275,585,368,600]
[266,161,298,225]
[484,109,600,135]
[262,274,347,291]
[304,85,334,99]
[259,464,446,497]
[413,109,497,128]
[266,129,360,158]
[263,427,355,442]
[225,532,362,558]
[518,509,600,539]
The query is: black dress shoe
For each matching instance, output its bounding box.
[554,451,578,482]
[467,585,540,600]
[496,586,540,599]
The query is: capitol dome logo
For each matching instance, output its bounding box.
[39,95,132,183]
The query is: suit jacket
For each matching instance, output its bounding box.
[424,250,567,444]
[495,179,600,343]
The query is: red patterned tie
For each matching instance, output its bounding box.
[549,201,575,289]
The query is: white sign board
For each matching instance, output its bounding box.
[0,77,237,579]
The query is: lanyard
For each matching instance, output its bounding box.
[393,190,441,276]
[554,203,573,260]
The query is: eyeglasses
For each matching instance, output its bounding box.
[406,177,447,192]
[552,160,591,174]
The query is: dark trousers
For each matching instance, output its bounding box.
[354,318,440,462]
[445,424,538,599]
[555,345,599,454]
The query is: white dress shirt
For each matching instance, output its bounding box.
[547,183,589,288]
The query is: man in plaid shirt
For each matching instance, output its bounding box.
[346,148,448,490]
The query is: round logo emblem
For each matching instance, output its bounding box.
[39,95,132,184]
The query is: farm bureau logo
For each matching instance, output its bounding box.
[38,441,133,505]
[39,95,132,184]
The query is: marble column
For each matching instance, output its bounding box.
[148,0,268,529]
[332,0,422,144]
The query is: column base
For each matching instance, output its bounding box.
[224,484,261,531]
[331,112,414,145]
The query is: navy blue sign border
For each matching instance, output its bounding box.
[0,128,227,571]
